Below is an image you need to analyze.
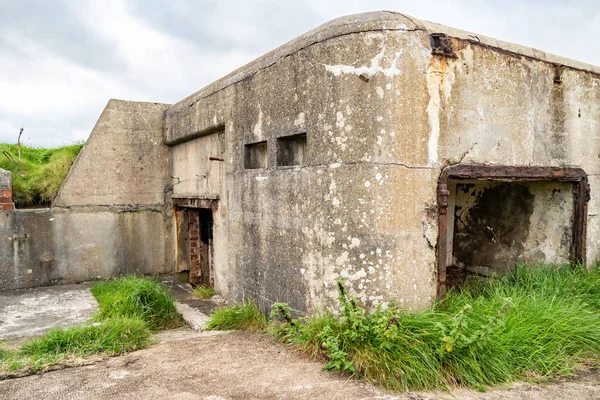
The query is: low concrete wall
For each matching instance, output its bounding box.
[0,99,175,291]
[0,207,172,290]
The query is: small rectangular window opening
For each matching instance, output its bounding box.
[277,133,307,167]
[244,141,267,169]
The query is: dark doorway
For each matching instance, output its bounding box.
[176,207,214,287]
[194,208,213,286]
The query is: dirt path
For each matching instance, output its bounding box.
[1,329,599,400]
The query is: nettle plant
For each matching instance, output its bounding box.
[270,277,513,377]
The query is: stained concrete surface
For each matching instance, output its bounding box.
[161,276,225,331]
[0,284,97,340]
[0,169,10,190]
[162,276,225,315]
[1,329,599,400]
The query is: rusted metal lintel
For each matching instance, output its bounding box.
[173,198,218,210]
[436,165,589,300]
[439,165,587,183]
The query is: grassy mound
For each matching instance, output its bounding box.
[22,317,150,357]
[91,276,184,331]
[268,265,600,391]
[0,143,83,207]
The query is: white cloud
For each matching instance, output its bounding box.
[0,0,598,147]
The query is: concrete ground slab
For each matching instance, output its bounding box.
[160,276,225,331]
[1,329,600,400]
[0,284,97,339]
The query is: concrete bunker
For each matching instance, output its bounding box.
[437,166,590,296]
[2,12,600,314]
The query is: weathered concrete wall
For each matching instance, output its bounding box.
[1,100,175,290]
[422,23,600,263]
[164,11,600,313]
[166,13,439,313]
[0,208,171,290]
[171,131,225,196]
[54,99,171,207]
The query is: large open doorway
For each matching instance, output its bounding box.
[437,165,589,297]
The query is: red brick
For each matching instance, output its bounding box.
[0,190,11,197]
[0,203,14,211]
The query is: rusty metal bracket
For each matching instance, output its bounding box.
[430,33,455,57]
[554,64,563,84]
[436,165,589,299]
[41,255,55,264]
[437,184,449,214]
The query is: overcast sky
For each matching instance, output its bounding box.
[0,0,598,147]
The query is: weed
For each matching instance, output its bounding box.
[0,143,83,207]
[0,343,25,372]
[21,317,150,368]
[207,301,267,331]
[91,276,184,331]
[270,266,600,391]
[192,285,216,299]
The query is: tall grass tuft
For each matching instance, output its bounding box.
[91,276,184,331]
[270,265,600,391]
[0,143,83,207]
[207,301,267,331]
[192,285,216,299]
[21,317,150,364]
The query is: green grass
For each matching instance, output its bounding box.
[0,142,83,207]
[0,276,182,376]
[269,265,600,391]
[192,285,217,299]
[207,301,267,331]
[91,276,184,331]
[21,318,150,358]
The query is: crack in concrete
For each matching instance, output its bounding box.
[52,204,167,213]
[234,161,434,173]
[457,143,477,164]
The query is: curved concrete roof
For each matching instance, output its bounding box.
[169,11,600,113]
